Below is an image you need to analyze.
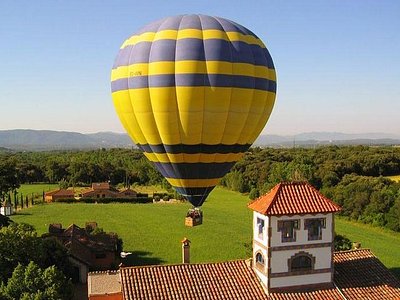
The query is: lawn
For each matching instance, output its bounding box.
[17,183,59,196]
[10,186,400,278]
[10,187,253,265]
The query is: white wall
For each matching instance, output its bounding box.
[270,213,332,248]
[270,247,332,273]
[270,272,332,288]
[252,212,334,290]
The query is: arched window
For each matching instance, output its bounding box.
[288,252,315,272]
[256,252,265,265]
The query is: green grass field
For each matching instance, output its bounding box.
[10,186,400,278]
[17,183,59,196]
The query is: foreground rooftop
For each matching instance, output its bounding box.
[89,249,400,299]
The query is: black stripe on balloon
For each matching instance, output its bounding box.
[173,186,215,207]
[137,143,251,154]
[153,162,235,179]
[111,74,276,93]
[113,39,273,68]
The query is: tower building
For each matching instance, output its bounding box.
[248,181,341,291]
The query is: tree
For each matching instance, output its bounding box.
[0,262,73,300]
[0,223,40,282]
[0,215,11,228]
[0,223,72,283]
[0,160,20,199]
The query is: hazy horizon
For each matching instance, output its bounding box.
[1,1,399,135]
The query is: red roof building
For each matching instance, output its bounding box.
[44,188,74,202]
[248,181,341,291]
[45,223,119,283]
[248,181,341,215]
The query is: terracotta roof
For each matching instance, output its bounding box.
[45,189,74,196]
[92,182,110,190]
[268,286,343,299]
[334,249,400,300]
[106,249,400,300]
[120,260,268,300]
[45,223,118,267]
[88,270,121,296]
[248,181,341,215]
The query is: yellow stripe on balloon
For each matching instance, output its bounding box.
[111,61,276,82]
[112,87,275,145]
[167,178,221,188]
[144,152,244,163]
[120,29,266,49]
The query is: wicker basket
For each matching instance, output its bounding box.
[185,216,203,227]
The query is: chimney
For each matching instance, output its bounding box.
[181,237,191,264]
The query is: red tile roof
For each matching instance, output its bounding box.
[268,286,343,299]
[120,260,268,300]
[248,181,341,216]
[334,249,400,300]
[114,249,400,300]
[45,189,74,197]
[92,182,110,190]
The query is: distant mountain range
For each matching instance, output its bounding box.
[1,129,400,151]
[0,130,134,151]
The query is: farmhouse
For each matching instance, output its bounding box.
[44,188,74,202]
[87,182,400,299]
[80,183,137,199]
[45,222,120,283]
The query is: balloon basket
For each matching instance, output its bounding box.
[185,208,203,227]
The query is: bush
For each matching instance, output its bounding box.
[334,233,352,251]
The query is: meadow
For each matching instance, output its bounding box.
[17,183,58,196]
[10,185,400,278]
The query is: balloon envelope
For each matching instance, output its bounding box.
[111,14,276,207]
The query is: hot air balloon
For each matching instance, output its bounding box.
[111,15,276,222]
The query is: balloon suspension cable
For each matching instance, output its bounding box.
[186,207,202,218]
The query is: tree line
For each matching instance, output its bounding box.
[221,146,400,232]
[1,146,400,232]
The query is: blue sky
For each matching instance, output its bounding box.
[0,1,399,135]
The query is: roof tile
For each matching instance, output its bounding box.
[248,182,341,215]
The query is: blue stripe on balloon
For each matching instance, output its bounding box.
[113,39,273,68]
[136,143,251,154]
[173,186,215,207]
[132,15,259,38]
[111,74,276,93]
[153,162,235,179]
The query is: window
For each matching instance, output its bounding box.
[257,218,264,239]
[289,252,314,272]
[255,252,265,271]
[278,220,299,242]
[304,218,326,240]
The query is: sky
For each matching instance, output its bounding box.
[0,1,399,136]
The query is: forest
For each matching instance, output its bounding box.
[1,145,400,232]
